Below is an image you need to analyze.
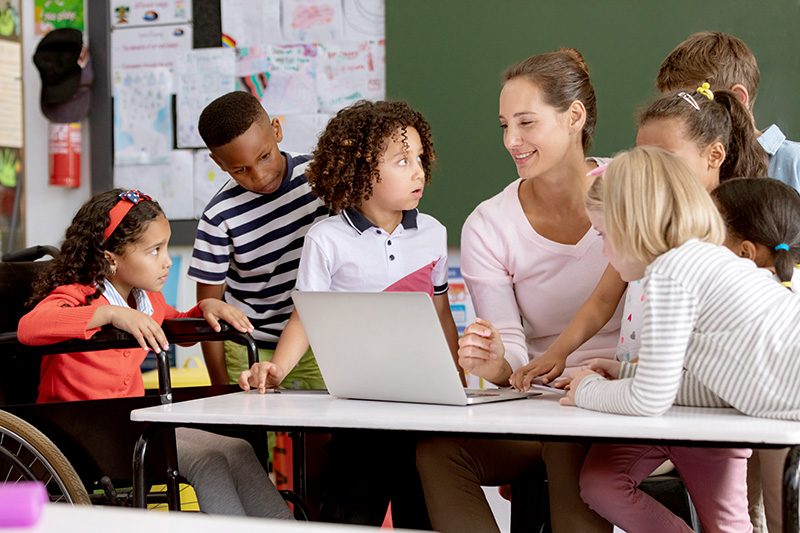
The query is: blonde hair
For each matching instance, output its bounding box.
[586,146,725,263]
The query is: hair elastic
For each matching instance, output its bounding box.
[696,82,714,101]
[586,162,608,178]
[782,281,793,288]
[104,190,152,240]
[677,91,701,111]
[775,243,790,251]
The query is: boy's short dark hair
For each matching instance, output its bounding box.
[656,31,760,109]
[306,100,435,213]
[198,91,269,148]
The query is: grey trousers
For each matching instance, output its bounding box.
[176,427,294,519]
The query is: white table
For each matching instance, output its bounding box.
[131,390,800,532]
[2,503,421,532]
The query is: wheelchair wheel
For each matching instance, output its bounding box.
[0,410,90,504]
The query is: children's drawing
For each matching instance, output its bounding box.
[238,44,318,115]
[221,0,281,48]
[114,150,194,220]
[282,0,343,42]
[342,0,383,40]
[176,48,236,148]
[113,67,173,165]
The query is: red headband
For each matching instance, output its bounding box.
[104,190,152,240]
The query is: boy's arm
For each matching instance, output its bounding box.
[510,264,627,390]
[197,282,229,385]
[433,293,467,387]
[240,309,310,392]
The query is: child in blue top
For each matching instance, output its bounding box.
[240,100,461,528]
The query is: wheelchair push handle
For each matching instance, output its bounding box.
[2,245,59,263]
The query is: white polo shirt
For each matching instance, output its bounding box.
[296,208,449,296]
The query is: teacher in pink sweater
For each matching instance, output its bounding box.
[416,49,622,533]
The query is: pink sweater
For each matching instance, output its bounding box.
[461,178,621,374]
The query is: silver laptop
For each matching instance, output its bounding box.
[291,291,540,405]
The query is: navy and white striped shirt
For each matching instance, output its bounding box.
[188,152,329,348]
[576,239,800,420]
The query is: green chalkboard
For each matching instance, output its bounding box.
[386,1,800,245]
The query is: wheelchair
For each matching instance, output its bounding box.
[0,245,260,509]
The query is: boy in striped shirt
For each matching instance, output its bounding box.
[188,91,328,387]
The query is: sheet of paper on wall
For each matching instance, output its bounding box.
[282,0,344,42]
[221,0,281,47]
[341,0,384,40]
[111,23,193,86]
[316,41,384,113]
[110,0,192,28]
[193,150,228,219]
[237,44,318,115]
[114,150,194,220]
[277,113,332,155]
[176,48,236,148]
[0,40,22,148]
[113,67,173,166]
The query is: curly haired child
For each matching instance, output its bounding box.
[239,99,461,528]
[19,189,293,519]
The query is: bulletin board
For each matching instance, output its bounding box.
[386,0,800,245]
[89,0,385,244]
[0,0,23,254]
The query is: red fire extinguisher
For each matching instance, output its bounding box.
[48,122,81,188]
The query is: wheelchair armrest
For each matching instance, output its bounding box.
[160,318,258,366]
[0,319,256,365]
[0,319,257,405]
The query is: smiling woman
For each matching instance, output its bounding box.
[415,49,623,533]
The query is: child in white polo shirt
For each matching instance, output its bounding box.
[239,100,461,529]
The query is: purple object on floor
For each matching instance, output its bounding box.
[0,482,48,527]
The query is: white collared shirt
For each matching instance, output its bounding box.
[102,279,155,316]
[296,208,449,296]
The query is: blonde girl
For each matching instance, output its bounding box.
[572,146,800,533]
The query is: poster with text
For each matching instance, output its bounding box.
[176,48,236,148]
[110,0,191,28]
[111,24,193,86]
[34,0,82,36]
[316,41,383,112]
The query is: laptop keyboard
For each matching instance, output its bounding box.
[465,390,502,397]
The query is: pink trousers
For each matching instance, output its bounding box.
[580,444,753,533]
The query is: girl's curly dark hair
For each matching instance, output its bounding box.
[306,100,435,213]
[29,189,165,306]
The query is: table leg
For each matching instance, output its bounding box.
[783,445,800,533]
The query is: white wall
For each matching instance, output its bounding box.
[21,1,91,249]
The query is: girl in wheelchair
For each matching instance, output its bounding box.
[18,189,293,519]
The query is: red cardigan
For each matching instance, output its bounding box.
[18,283,201,403]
